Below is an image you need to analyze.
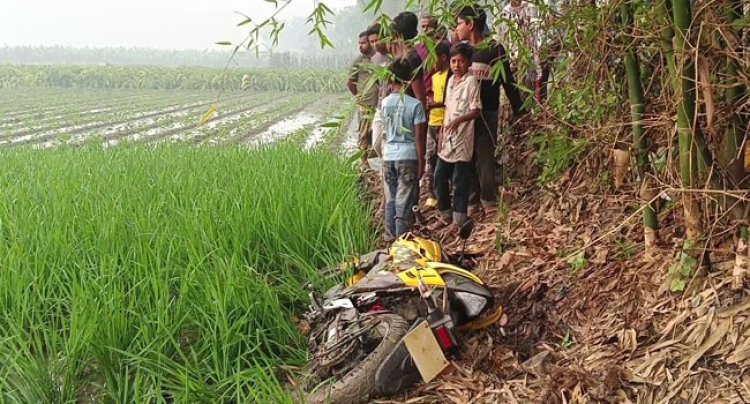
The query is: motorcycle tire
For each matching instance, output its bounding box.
[307,313,409,404]
[374,337,421,396]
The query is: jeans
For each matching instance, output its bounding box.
[382,160,419,238]
[468,110,499,208]
[434,157,471,224]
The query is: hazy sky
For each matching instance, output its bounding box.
[0,0,356,50]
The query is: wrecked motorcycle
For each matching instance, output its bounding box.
[302,222,502,404]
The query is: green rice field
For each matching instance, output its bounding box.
[0,68,369,402]
[0,88,354,150]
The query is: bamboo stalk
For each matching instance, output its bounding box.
[660,0,715,179]
[621,1,659,252]
[672,0,703,243]
[722,0,748,184]
[723,0,749,291]
[658,0,679,95]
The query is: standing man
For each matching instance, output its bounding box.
[347,31,378,165]
[498,0,542,102]
[367,23,392,214]
[538,0,570,102]
[415,14,448,103]
[367,23,391,117]
[367,23,390,67]
[389,12,426,110]
[454,5,526,216]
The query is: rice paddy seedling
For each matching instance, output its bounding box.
[0,65,347,92]
[0,142,375,402]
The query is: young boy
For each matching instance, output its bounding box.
[434,43,481,229]
[454,5,526,216]
[380,59,428,239]
[424,41,450,209]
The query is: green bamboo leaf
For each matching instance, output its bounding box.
[215,41,233,46]
[319,2,333,13]
[363,0,383,13]
[346,150,366,165]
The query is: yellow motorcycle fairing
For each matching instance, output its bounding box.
[458,305,504,332]
[427,262,485,285]
[397,262,485,288]
[344,270,366,287]
[397,265,445,286]
[389,235,443,264]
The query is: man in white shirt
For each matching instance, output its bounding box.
[497,0,542,102]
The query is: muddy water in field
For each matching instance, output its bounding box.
[244,112,320,146]
[303,127,328,151]
[0,108,114,131]
[0,102,207,147]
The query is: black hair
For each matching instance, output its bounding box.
[456,6,487,33]
[391,11,419,40]
[388,59,413,84]
[435,41,450,57]
[367,24,381,37]
[420,14,437,28]
[359,31,369,39]
[449,42,473,60]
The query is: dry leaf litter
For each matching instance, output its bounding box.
[358,122,750,404]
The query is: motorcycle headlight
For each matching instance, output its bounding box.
[453,291,488,318]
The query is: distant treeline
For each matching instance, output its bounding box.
[0,46,356,70]
[0,65,347,92]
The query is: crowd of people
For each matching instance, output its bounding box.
[347,3,561,241]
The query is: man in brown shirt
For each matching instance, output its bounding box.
[347,31,378,163]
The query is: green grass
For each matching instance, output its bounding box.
[0,142,375,402]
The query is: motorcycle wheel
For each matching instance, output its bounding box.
[374,334,421,396]
[307,313,409,404]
